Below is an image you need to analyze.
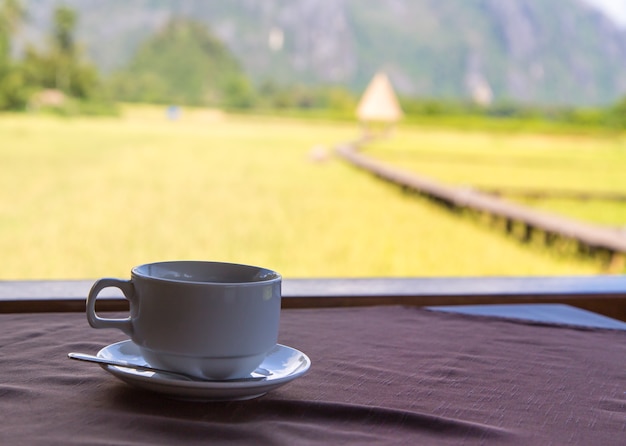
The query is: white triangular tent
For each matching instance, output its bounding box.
[356,72,403,123]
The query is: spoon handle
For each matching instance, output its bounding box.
[67,352,265,382]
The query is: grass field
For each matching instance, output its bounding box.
[0,106,610,279]
[367,127,626,226]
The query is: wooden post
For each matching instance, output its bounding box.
[608,252,625,273]
[505,219,513,234]
[523,224,533,243]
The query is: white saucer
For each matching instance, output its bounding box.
[97,340,311,401]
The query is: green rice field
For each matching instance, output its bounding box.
[0,105,620,279]
[367,128,626,226]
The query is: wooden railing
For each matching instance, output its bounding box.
[2,276,626,321]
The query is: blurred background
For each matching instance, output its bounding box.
[1,0,626,279]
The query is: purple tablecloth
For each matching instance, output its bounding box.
[1,306,624,445]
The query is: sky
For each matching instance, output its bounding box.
[582,0,626,27]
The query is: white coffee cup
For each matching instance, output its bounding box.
[86,260,281,380]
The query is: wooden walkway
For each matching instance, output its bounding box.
[335,143,626,270]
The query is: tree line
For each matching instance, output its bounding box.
[0,1,359,115]
[0,1,105,113]
[1,0,626,130]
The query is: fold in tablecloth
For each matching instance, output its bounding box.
[0,306,624,445]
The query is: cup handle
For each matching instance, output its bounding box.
[86,278,135,337]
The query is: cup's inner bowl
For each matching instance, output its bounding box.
[134,261,279,284]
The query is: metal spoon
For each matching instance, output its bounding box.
[67,352,268,382]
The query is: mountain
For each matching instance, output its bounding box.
[16,0,626,106]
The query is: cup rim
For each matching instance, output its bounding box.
[131,260,282,286]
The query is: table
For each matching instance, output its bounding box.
[1,305,624,445]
